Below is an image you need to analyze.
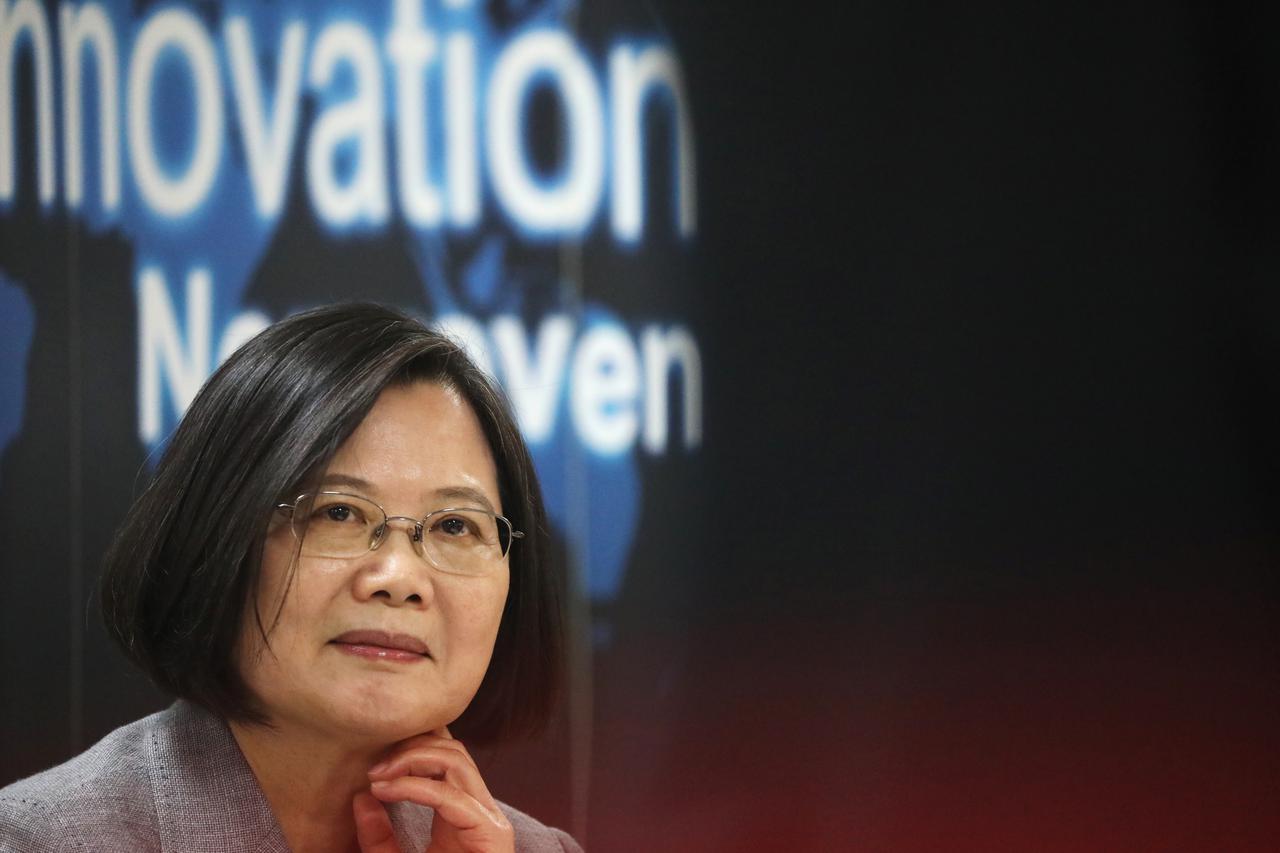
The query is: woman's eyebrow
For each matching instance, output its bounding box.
[433,486,496,514]
[318,473,376,491]
[316,476,496,513]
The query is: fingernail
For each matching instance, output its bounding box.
[368,761,388,775]
[371,780,390,789]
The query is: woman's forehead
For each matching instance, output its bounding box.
[323,382,501,508]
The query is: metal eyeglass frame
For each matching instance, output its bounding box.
[275,490,524,563]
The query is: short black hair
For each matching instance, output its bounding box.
[100,303,564,744]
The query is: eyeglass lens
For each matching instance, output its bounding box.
[290,492,510,575]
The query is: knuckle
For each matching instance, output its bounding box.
[436,737,469,754]
[406,744,457,763]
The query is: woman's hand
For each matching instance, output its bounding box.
[352,727,515,853]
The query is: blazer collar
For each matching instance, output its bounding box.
[144,700,291,852]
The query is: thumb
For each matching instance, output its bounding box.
[354,791,402,853]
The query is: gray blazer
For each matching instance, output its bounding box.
[0,701,581,852]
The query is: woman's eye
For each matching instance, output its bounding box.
[318,504,358,523]
[437,516,472,537]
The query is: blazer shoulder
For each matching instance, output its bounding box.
[0,712,162,851]
[0,793,71,852]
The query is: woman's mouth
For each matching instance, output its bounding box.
[329,629,430,663]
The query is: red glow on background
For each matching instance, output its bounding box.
[584,583,1279,851]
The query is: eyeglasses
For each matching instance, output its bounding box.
[275,491,523,577]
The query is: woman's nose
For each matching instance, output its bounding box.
[352,518,434,606]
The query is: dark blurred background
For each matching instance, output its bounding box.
[579,2,1280,850]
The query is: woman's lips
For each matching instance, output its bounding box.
[330,629,430,663]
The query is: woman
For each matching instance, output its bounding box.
[0,304,581,852]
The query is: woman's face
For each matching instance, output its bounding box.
[238,381,510,745]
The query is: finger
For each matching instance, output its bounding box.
[352,791,401,853]
[368,748,497,810]
[376,732,478,773]
[370,776,511,836]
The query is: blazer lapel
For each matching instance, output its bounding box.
[145,701,291,853]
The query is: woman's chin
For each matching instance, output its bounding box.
[311,688,455,744]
